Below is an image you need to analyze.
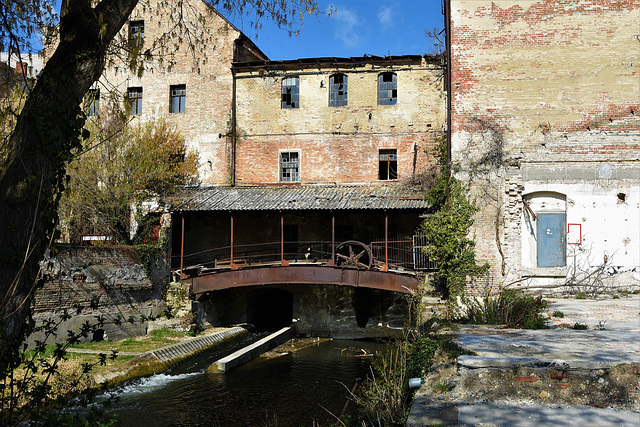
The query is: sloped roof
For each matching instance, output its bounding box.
[171,185,430,212]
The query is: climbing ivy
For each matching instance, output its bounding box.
[418,136,489,300]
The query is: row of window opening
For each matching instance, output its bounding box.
[282,72,398,109]
[279,149,397,182]
[86,85,187,116]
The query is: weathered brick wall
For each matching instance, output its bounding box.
[99,1,259,185]
[449,0,640,289]
[234,58,446,184]
[33,246,167,342]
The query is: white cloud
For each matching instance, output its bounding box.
[332,5,361,48]
[377,5,394,31]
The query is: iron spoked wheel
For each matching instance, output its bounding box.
[334,240,373,270]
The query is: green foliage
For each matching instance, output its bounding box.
[418,136,489,299]
[573,323,588,330]
[575,291,587,299]
[0,312,117,425]
[354,332,469,426]
[553,311,565,318]
[59,106,199,243]
[455,288,548,329]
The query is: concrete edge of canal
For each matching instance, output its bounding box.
[207,326,295,373]
[94,326,249,387]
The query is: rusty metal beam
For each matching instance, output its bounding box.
[191,265,420,296]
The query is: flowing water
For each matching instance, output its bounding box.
[101,336,387,426]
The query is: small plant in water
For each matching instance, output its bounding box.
[553,311,565,318]
[573,323,588,330]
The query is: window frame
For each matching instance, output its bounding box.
[170,84,186,114]
[128,87,143,115]
[378,149,398,180]
[86,88,100,117]
[281,76,300,109]
[329,74,348,107]
[279,150,301,183]
[378,72,398,106]
[129,20,144,46]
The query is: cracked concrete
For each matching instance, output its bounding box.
[406,295,640,426]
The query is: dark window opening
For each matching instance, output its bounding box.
[280,151,300,182]
[281,76,299,109]
[128,87,142,115]
[378,72,397,105]
[379,149,398,180]
[129,20,144,46]
[86,89,100,116]
[329,74,348,107]
[170,84,186,113]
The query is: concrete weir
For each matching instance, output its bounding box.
[208,326,295,373]
[95,326,248,386]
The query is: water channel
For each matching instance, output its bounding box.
[102,336,388,426]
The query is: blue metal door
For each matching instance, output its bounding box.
[537,213,566,267]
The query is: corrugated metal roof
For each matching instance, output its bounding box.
[171,185,430,212]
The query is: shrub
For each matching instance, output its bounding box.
[455,289,548,329]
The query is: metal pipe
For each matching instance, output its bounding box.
[230,214,238,270]
[280,213,289,266]
[180,214,185,279]
[445,0,452,211]
[327,212,336,266]
[382,213,389,272]
[231,52,237,186]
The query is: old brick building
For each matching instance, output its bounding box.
[445,0,640,292]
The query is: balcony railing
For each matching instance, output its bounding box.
[174,236,436,277]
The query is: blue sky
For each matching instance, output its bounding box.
[221,0,445,60]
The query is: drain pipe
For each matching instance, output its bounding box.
[231,67,237,186]
[445,0,452,211]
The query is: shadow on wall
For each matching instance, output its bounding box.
[352,287,394,328]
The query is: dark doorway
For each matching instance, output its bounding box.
[249,288,293,331]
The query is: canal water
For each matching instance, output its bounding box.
[102,336,388,426]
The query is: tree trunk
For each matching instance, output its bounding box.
[0,0,139,372]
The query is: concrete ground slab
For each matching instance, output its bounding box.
[457,402,640,426]
[407,295,640,426]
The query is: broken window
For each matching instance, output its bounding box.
[329,74,348,107]
[379,149,398,180]
[128,87,142,115]
[281,76,300,109]
[170,84,186,113]
[378,72,397,105]
[86,89,100,116]
[280,151,300,182]
[129,20,144,46]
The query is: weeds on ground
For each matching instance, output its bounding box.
[573,323,588,330]
[553,311,565,318]
[455,289,548,329]
[353,327,470,426]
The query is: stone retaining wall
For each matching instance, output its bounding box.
[31,245,168,345]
